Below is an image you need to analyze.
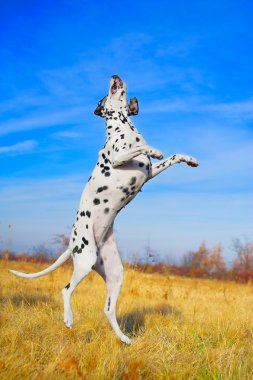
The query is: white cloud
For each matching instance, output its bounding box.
[155,36,201,58]
[142,97,253,120]
[0,106,90,136]
[0,174,86,203]
[0,140,37,155]
[148,137,253,191]
[50,130,82,139]
[0,94,50,115]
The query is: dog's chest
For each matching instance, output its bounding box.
[94,150,149,179]
[87,148,150,203]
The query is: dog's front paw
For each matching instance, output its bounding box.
[186,157,199,167]
[149,149,164,160]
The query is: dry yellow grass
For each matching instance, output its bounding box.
[1,259,253,379]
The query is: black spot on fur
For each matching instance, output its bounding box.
[86,211,91,218]
[104,208,110,214]
[107,297,111,311]
[105,172,110,177]
[73,246,78,254]
[136,137,140,142]
[65,283,70,290]
[129,176,137,186]
[138,162,144,167]
[100,258,103,266]
[93,198,100,205]
[82,237,89,245]
[103,199,108,203]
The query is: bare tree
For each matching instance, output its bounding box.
[182,242,210,276]
[209,244,227,277]
[182,242,227,278]
[232,238,253,280]
[53,233,70,253]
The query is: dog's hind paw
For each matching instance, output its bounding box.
[120,334,132,345]
[64,319,73,328]
[64,312,73,328]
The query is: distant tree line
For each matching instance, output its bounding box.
[1,235,253,283]
[132,238,253,283]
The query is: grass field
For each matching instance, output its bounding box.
[1,259,253,379]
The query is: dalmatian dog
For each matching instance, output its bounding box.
[9,75,198,345]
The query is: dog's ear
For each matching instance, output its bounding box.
[128,97,139,116]
[94,96,107,117]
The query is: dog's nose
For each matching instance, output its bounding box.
[111,75,122,82]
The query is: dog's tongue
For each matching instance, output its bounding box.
[111,75,123,94]
[111,82,118,95]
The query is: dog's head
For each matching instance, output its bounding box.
[94,75,139,118]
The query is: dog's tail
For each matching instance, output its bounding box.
[9,248,72,279]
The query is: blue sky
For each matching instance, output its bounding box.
[0,0,252,263]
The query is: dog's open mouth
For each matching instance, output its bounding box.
[111,75,123,95]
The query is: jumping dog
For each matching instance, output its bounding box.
[10,75,198,344]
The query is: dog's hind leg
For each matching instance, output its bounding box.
[94,226,131,344]
[62,239,98,328]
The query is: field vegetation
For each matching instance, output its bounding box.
[1,255,253,379]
